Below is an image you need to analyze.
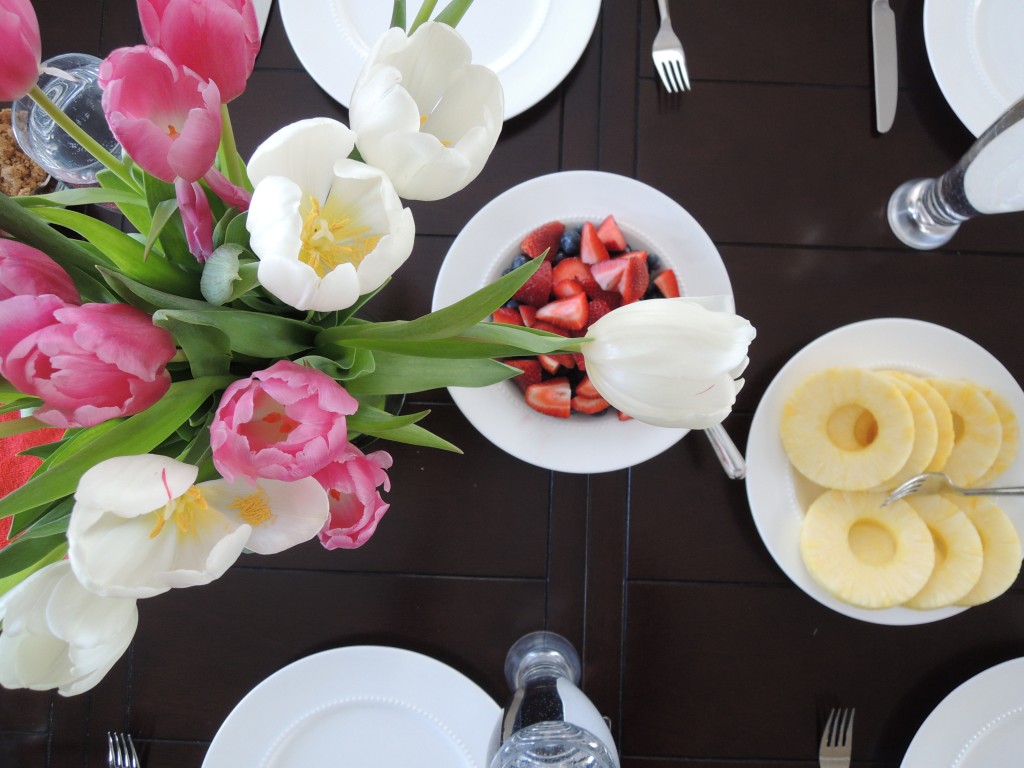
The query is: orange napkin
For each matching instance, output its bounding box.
[0,411,64,549]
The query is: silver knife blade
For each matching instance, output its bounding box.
[871,0,898,133]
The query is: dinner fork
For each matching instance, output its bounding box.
[882,471,1024,506]
[108,732,140,768]
[704,423,746,479]
[652,0,690,93]
[819,708,854,768]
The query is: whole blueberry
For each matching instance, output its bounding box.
[560,229,581,255]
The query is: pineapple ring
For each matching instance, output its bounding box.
[976,388,1020,485]
[949,496,1022,606]
[800,490,934,609]
[886,371,955,472]
[876,375,939,490]
[902,496,983,610]
[781,368,914,490]
[926,378,1002,486]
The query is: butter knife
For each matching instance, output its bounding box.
[871,0,897,133]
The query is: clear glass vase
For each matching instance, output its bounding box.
[11,53,121,186]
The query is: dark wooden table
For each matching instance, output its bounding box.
[4,1,1024,766]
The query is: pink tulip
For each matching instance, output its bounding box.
[0,298,176,428]
[137,0,259,103]
[314,445,392,550]
[175,178,214,262]
[99,45,222,183]
[210,360,359,484]
[0,241,79,304]
[0,0,41,101]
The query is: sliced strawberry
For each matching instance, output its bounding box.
[512,259,552,307]
[552,278,585,298]
[538,353,576,374]
[492,306,523,325]
[520,221,565,260]
[580,221,610,264]
[654,269,681,298]
[535,292,588,331]
[596,215,627,251]
[575,375,601,399]
[573,353,587,370]
[619,250,648,263]
[552,257,600,297]
[586,298,613,327]
[571,394,611,414]
[593,289,622,309]
[617,410,633,421]
[525,377,571,418]
[518,304,537,327]
[503,358,542,392]
[589,258,629,292]
[619,256,650,304]
[533,319,570,336]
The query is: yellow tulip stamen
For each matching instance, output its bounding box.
[149,486,209,539]
[230,489,273,527]
[420,113,451,147]
[167,124,180,139]
[299,195,381,278]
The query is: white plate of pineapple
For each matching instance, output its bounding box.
[746,318,1024,625]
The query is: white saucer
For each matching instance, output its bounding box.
[431,171,734,474]
[279,0,601,120]
[902,657,1024,766]
[202,646,499,768]
[924,0,1024,136]
[745,318,1024,625]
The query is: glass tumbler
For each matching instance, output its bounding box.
[11,53,121,186]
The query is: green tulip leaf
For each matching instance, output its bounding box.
[342,351,516,395]
[151,308,317,358]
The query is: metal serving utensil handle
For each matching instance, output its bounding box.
[703,423,746,480]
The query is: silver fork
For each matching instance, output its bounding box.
[819,708,854,768]
[108,732,140,768]
[883,471,1024,506]
[652,0,690,93]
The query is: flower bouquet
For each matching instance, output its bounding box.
[0,0,755,695]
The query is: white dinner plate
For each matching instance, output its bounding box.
[745,318,1024,625]
[279,0,601,120]
[202,646,499,768]
[924,0,1024,137]
[902,657,1024,766]
[431,170,734,474]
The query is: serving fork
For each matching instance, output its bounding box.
[819,708,854,768]
[108,732,140,768]
[652,0,690,93]
[883,471,1024,506]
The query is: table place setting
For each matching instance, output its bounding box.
[3,1,1024,767]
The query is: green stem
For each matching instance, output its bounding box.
[434,0,475,28]
[28,84,139,193]
[218,104,249,190]
[390,0,406,30]
[409,0,439,33]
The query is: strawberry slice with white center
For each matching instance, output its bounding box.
[535,291,589,331]
[580,221,610,264]
[552,257,600,297]
[619,256,650,304]
[596,215,628,251]
[571,394,611,414]
[589,258,629,291]
[525,377,571,418]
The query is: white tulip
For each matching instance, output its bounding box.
[580,297,756,429]
[0,561,138,696]
[349,21,503,201]
[246,117,415,312]
[67,454,329,599]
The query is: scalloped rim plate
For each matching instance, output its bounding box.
[279,0,601,120]
[924,0,1024,137]
[431,170,734,474]
[902,657,1024,766]
[201,646,499,768]
[745,318,1024,625]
